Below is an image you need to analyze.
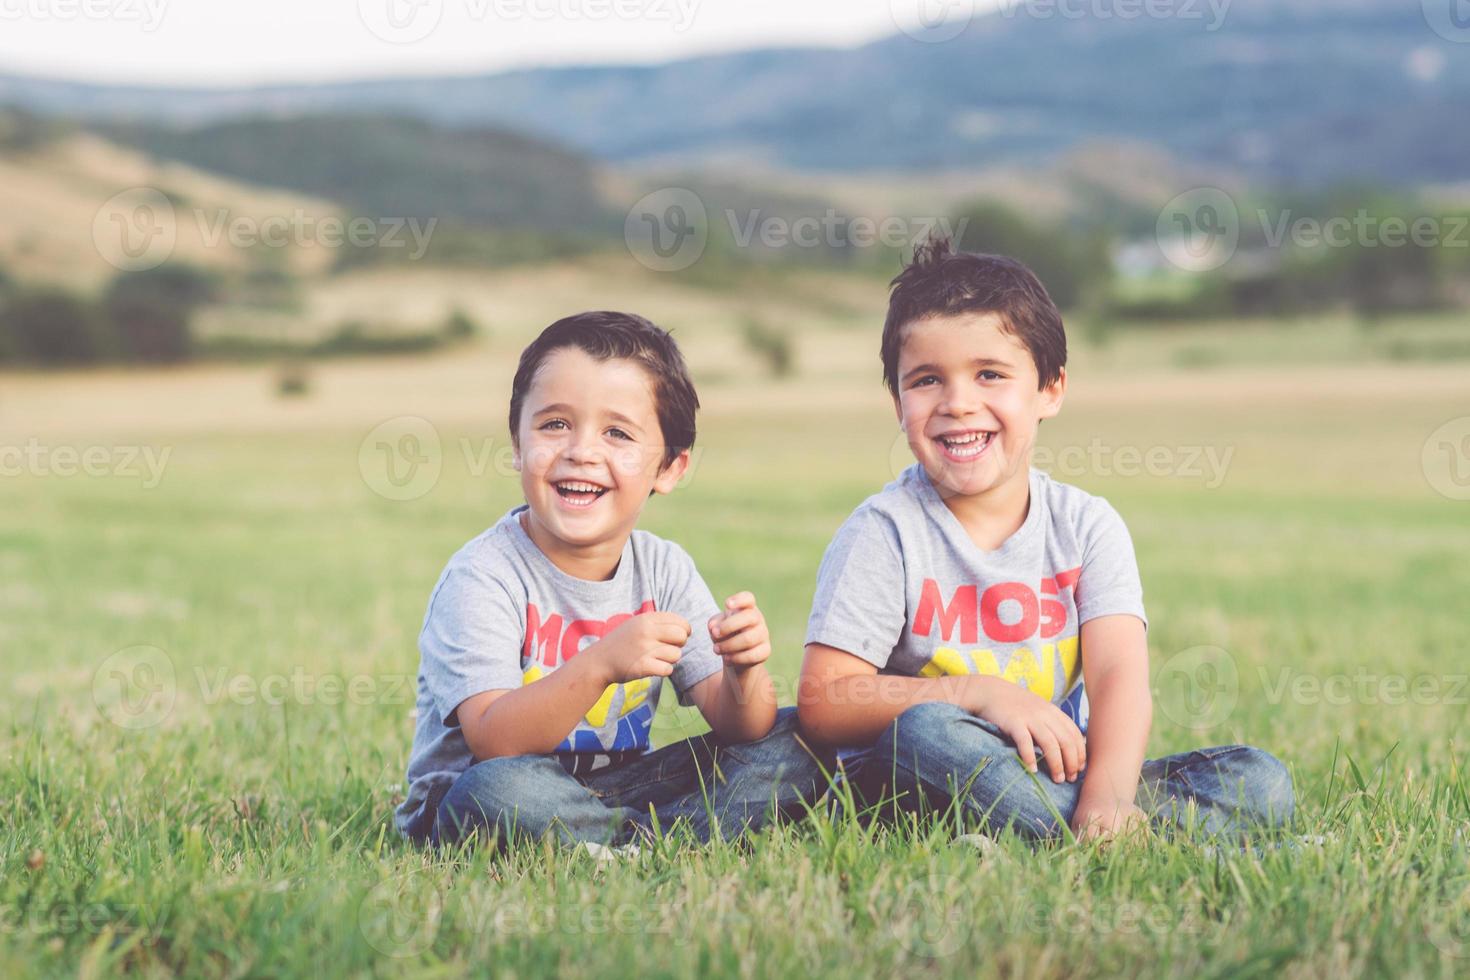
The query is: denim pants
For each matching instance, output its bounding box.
[849,702,1295,839]
[433,707,832,848]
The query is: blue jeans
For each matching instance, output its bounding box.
[434,707,832,848]
[850,702,1295,839]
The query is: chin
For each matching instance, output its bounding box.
[932,472,997,500]
[532,483,639,544]
[913,454,987,496]
[534,506,612,545]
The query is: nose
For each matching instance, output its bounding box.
[937,381,979,419]
[562,432,602,466]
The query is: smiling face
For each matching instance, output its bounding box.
[514,347,687,566]
[894,311,1066,502]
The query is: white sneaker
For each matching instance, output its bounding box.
[953,833,997,856]
[578,841,641,862]
[1198,832,1335,858]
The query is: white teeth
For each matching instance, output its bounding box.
[555,481,606,494]
[938,432,993,457]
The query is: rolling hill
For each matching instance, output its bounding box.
[95,114,611,235]
[0,112,341,291]
[0,0,1463,185]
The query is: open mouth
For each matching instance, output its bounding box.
[552,480,609,508]
[934,430,995,462]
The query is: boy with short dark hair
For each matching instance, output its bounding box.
[797,239,1294,841]
[398,311,827,849]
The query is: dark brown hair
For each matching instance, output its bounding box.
[508,311,698,469]
[882,237,1067,394]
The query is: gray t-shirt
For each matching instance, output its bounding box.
[806,465,1147,732]
[396,506,724,839]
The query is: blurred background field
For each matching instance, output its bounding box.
[2,0,1470,975]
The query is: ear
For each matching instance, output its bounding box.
[1038,366,1067,422]
[651,449,691,495]
[510,436,522,473]
[892,391,905,428]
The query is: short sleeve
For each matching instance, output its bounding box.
[804,508,907,669]
[654,542,724,705]
[419,564,527,726]
[1075,501,1148,629]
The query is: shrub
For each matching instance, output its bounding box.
[442,308,480,341]
[951,201,1112,310]
[741,317,795,378]
[0,288,113,365]
[275,359,312,397]
[102,264,221,362]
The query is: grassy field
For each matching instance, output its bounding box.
[2,313,1469,978]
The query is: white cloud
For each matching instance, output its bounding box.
[0,0,929,87]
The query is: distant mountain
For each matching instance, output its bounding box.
[95,114,610,234]
[0,0,1464,185]
[0,112,345,290]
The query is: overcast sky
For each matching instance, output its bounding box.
[0,0,1003,87]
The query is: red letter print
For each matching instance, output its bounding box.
[913,579,978,644]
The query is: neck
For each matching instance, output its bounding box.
[939,465,1032,551]
[520,510,625,581]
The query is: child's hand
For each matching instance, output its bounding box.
[1071,798,1148,842]
[591,611,691,684]
[707,592,771,673]
[966,677,1086,784]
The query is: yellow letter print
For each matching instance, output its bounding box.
[918,636,1080,701]
[520,667,655,727]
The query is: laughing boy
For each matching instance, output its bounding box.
[398,311,827,848]
[797,239,1294,841]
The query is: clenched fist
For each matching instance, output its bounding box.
[589,611,692,685]
[707,592,772,672]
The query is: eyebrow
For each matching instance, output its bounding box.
[901,357,1014,382]
[604,411,643,430]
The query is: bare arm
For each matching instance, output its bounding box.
[455,652,614,761]
[797,642,975,745]
[796,643,1086,782]
[1071,614,1152,836]
[687,665,777,743]
[687,592,778,743]
[455,611,691,761]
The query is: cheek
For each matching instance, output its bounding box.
[609,443,657,480]
[898,392,932,430]
[994,393,1041,430]
[519,434,558,476]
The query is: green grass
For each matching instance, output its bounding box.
[2,334,1469,977]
